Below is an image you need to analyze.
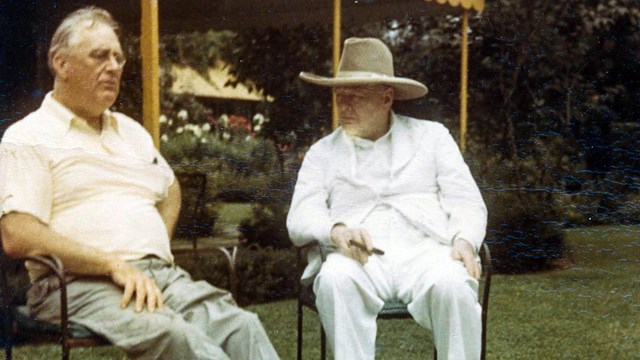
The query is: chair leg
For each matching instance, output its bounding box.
[5,347,12,360]
[297,301,303,360]
[320,324,327,360]
[62,343,70,360]
[433,347,437,359]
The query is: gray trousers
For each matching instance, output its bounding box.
[27,257,280,360]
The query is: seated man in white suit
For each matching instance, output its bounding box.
[287,37,487,360]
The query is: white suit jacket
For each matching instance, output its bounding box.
[287,113,487,282]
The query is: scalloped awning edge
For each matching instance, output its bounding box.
[426,0,485,12]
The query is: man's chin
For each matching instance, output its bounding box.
[342,126,365,138]
[98,91,119,108]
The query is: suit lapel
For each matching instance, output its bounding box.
[390,114,423,174]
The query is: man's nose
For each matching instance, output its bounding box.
[105,54,125,71]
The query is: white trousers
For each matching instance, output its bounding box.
[313,244,481,360]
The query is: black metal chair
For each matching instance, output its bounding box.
[172,169,239,299]
[0,243,240,360]
[0,247,109,360]
[174,170,216,252]
[296,242,492,360]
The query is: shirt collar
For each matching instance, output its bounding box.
[42,92,120,135]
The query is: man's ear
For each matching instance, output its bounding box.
[52,53,68,80]
[383,87,394,110]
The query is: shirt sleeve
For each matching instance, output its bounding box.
[434,125,487,251]
[0,142,53,224]
[286,145,335,247]
[153,145,176,188]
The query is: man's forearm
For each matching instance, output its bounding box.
[0,212,119,276]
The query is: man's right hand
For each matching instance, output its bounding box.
[330,224,373,265]
[108,258,164,313]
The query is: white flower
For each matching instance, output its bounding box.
[177,109,189,121]
[200,137,208,144]
[176,126,184,134]
[168,119,173,126]
[219,114,229,126]
[253,113,265,125]
[253,124,262,133]
[245,135,253,142]
[159,114,168,124]
[202,123,211,132]
[193,126,203,138]
[222,132,231,140]
[161,134,169,142]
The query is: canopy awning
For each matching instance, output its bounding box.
[204,0,483,31]
[170,62,273,102]
[41,0,482,34]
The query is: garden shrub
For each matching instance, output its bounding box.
[176,246,300,306]
[483,189,566,273]
[238,202,291,249]
[175,252,232,292]
[234,246,300,305]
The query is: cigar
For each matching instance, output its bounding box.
[349,240,385,255]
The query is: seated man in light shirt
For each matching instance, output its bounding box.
[0,7,279,360]
[287,37,487,360]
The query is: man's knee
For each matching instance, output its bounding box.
[234,310,262,330]
[124,312,197,357]
[314,254,362,293]
[429,269,477,303]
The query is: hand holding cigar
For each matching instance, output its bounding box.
[349,240,385,255]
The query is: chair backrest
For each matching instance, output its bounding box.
[174,170,214,238]
[0,234,25,351]
[0,235,12,349]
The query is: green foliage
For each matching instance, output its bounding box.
[112,1,640,273]
[178,247,300,306]
[238,202,291,249]
[484,188,566,273]
[163,132,285,202]
[235,246,299,305]
[216,26,334,147]
[162,30,235,74]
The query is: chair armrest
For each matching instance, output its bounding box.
[295,240,330,261]
[295,240,326,277]
[23,255,71,342]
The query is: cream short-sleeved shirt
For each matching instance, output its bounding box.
[0,93,175,279]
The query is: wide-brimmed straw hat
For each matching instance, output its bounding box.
[299,37,428,100]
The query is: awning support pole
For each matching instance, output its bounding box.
[460,9,469,153]
[332,0,341,130]
[141,0,160,148]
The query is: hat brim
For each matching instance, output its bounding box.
[299,72,428,100]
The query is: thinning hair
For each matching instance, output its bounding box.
[48,6,121,75]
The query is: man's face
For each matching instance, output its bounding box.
[62,22,124,114]
[334,85,394,139]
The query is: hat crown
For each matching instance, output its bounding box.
[298,37,428,100]
[338,38,394,77]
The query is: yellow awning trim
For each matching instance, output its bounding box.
[425,0,485,12]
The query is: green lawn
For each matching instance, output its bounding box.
[213,202,254,230]
[8,225,639,359]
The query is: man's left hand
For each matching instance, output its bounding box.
[451,238,481,280]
